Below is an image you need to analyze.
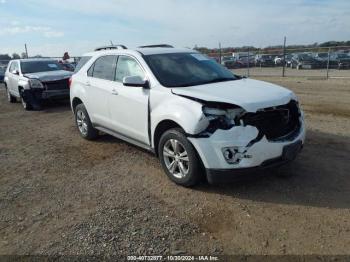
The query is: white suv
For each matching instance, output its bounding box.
[70,45,305,186]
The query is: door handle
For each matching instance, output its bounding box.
[111,89,119,95]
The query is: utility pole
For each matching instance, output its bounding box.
[326,47,331,79]
[282,36,286,77]
[219,42,222,64]
[25,43,29,58]
[247,48,250,77]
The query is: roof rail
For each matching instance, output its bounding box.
[138,44,174,48]
[94,45,128,51]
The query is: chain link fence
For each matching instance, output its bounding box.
[203,46,350,79]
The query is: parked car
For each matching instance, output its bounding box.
[329,53,350,69]
[70,45,305,186]
[0,66,5,83]
[237,56,255,67]
[221,56,241,69]
[290,53,322,69]
[4,58,73,110]
[255,54,275,67]
[274,56,283,65]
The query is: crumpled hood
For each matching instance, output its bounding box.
[171,78,296,112]
[24,70,73,82]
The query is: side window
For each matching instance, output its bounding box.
[90,55,117,81]
[9,62,15,72]
[74,56,92,73]
[13,62,19,72]
[87,64,94,77]
[115,56,145,82]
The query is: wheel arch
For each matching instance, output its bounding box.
[153,120,185,156]
[72,97,84,112]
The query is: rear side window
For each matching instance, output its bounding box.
[74,56,92,73]
[90,56,117,81]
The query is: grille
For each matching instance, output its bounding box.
[44,79,69,91]
[242,100,301,141]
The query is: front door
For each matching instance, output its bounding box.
[108,55,150,145]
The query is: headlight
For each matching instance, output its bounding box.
[29,79,44,89]
[202,105,245,133]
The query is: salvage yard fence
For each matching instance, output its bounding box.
[2,45,350,79]
[201,45,350,79]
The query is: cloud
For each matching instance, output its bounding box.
[43,31,64,38]
[0,0,349,55]
[0,24,64,38]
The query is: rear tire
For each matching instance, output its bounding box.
[75,103,98,140]
[6,88,16,103]
[158,128,201,187]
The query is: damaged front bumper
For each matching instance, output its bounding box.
[188,120,305,184]
[24,88,70,100]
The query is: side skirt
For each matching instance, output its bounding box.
[95,125,155,154]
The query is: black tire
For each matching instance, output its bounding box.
[6,88,17,103]
[19,90,33,110]
[75,103,98,140]
[158,128,201,187]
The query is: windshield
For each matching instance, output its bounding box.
[144,53,236,87]
[20,60,62,74]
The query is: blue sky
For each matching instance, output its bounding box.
[0,0,349,56]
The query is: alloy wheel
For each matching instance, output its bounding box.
[76,110,88,136]
[163,139,190,179]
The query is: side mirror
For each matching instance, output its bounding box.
[11,69,19,75]
[123,76,149,88]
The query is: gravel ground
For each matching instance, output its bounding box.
[0,77,349,257]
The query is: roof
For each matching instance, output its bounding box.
[136,47,194,55]
[84,47,196,57]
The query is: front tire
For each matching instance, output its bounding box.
[158,128,201,187]
[6,88,16,103]
[75,103,98,140]
[20,90,33,110]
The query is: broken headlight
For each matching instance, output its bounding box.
[202,105,245,133]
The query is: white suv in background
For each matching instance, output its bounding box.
[70,45,305,186]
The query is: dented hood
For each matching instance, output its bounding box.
[171,78,295,112]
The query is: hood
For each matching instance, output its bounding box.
[24,70,73,82]
[171,78,296,112]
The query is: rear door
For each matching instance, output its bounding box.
[85,55,118,128]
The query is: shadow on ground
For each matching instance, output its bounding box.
[195,130,350,209]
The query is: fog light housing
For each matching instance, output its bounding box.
[222,147,250,164]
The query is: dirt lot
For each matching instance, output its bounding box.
[0,77,350,257]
